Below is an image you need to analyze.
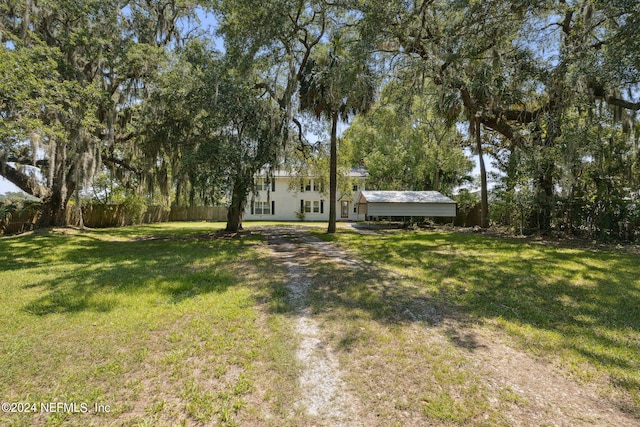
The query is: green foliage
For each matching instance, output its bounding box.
[352,0,640,238]
[0,201,18,233]
[489,102,640,239]
[453,189,478,216]
[142,38,289,230]
[491,186,535,235]
[343,80,473,194]
[119,194,148,225]
[0,37,63,146]
[0,192,38,202]
[3,0,640,240]
[0,199,42,234]
[299,44,376,124]
[298,26,377,233]
[0,0,198,225]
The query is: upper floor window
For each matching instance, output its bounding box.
[255,178,274,191]
[255,179,267,191]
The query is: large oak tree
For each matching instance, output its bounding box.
[0,0,198,225]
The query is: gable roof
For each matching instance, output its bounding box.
[359,191,455,204]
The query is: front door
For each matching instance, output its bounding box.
[341,200,349,218]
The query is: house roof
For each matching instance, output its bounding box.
[359,191,456,204]
[257,166,369,178]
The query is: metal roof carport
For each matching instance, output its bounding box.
[357,191,456,218]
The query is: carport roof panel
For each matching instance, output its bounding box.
[360,191,455,204]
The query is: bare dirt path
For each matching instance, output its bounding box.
[261,226,638,426]
[263,227,363,426]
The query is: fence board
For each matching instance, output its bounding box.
[80,205,226,227]
[168,206,227,222]
[2,204,228,234]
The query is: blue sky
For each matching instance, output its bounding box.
[0,177,17,195]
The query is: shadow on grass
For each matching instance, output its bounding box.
[0,227,263,315]
[306,230,640,402]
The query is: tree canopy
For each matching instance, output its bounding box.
[0,0,198,225]
[1,0,639,239]
[343,78,472,195]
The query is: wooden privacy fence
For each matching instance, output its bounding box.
[80,205,170,228]
[2,204,228,234]
[81,205,227,228]
[2,209,40,234]
[454,204,482,227]
[169,206,227,222]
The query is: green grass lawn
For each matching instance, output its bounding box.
[315,229,640,420]
[2,222,639,426]
[0,222,298,427]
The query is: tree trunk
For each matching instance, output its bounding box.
[533,167,554,231]
[225,177,247,232]
[328,111,338,234]
[476,117,489,228]
[175,180,182,207]
[188,172,196,207]
[39,180,75,226]
[74,188,84,229]
[530,107,559,233]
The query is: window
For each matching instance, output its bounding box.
[254,201,271,215]
[353,184,359,191]
[305,180,312,191]
[301,200,323,214]
[303,200,321,213]
[255,178,274,191]
[313,181,320,191]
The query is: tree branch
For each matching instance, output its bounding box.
[0,162,51,199]
[6,156,49,168]
[481,116,524,146]
[102,155,142,174]
[605,96,640,111]
[290,116,309,146]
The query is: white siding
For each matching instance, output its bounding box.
[367,202,456,217]
[243,176,367,221]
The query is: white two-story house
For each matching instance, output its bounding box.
[243,167,368,221]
